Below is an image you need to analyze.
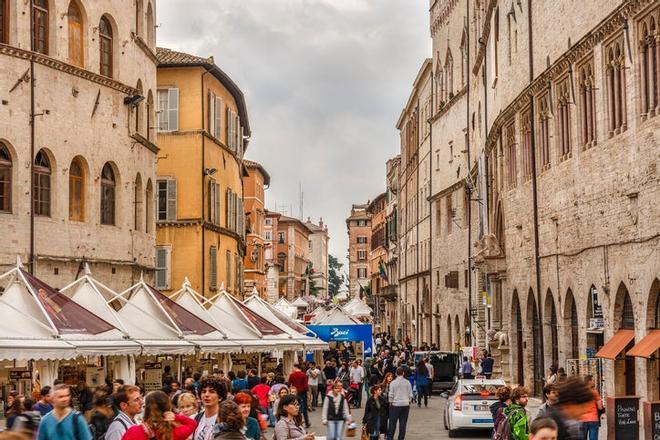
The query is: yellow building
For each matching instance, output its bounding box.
[155,48,250,297]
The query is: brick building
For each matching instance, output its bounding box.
[368,193,388,330]
[346,204,371,298]
[243,160,270,298]
[0,0,158,290]
[276,215,312,300]
[305,217,330,299]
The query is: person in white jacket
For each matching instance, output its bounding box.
[386,368,413,440]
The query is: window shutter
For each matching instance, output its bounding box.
[210,246,218,290]
[214,183,220,224]
[239,125,244,158]
[226,250,232,290]
[225,188,231,227]
[168,88,179,131]
[155,247,170,289]
[166,179,177,220]
[226,106,231,147]
[207,90,213,134]
[215,97,221,139]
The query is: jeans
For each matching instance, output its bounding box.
[310,385,319,407]
[386,405,410,440]
[582,421,599,440]
[267,405,276,427]
[327,420,345,440]
[416,383,429,407]
[370,414,382,440]
[298,391,310,426]
[355,383,363,407]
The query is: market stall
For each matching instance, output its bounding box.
[307,305,374,360]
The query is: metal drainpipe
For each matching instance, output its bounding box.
[527,0,546,392]
[428,71,433,345]
[466,2,473,347]
[29,0,35,275]
[201,69,210,295]
[415,101,421,346]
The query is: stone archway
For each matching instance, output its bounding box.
[447,315,453,351]
[526,288,542,395]
[511,290,524,385]
[454,315,461,351]
[645,278,659,400]
[544,289,559,369]
[613,282,636,395]
[564,289,580,360]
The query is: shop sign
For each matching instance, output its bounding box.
[86,367,105,388]
[143,362,162,392]
[307,324,373,356]
[591,287,603,318]
[9,370,31,380]
[589,317,605,329]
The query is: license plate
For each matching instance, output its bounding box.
[474,405,489,411]
[472,418,492,424]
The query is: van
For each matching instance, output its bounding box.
[413,351,460,392]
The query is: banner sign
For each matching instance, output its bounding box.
[307,324,373,357]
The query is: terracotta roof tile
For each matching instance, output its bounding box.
[156,47,212,66]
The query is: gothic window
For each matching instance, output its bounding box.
[445,50,454,100]
[32,0,48,54]
[33,150,51,216]
[556,76,572,160]
[639,15,658,119]
[0,143,11,213]
[460,32,467,87]
[436,70,444,108]
[0,0,8,44]
[505,122,517,189]
[537,92,551,170]
[68,158,84,221]
[578,57,597,148]
[135,0,143,38]
[99,16,113,78]
[145,179,153,233]
[621,291,635,329]
[521,108,532,181]
[67,1,84,67]
[134,173,143,231]
[146,2,155,48]
[100,163,116,225]
[605,37,627,136]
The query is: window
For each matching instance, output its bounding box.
[135,0,143,37]
[157,89,179,132]
[207,91,221,138]
[100,163,116,225]
[146,2,154,48]
[0,0,8,44]
[209,246,218,290]
[460,32,467,87]
[521,108,532,181]
[155,246,171,289]
[435,200,441,237]
[578,58,597,147]
[99,16,113,77]
[604,37,627,135]
[446,193,453,234]
[505,121,517,188]
[157,179,177,221]
[0,142,11,213]
[556,76,572,159]
[67,2,83,67]
[358,250,367,261]
[214,97,222,139]
[264,230,272,241]
[639,16,658,119]
[226,250,232,291]
[69,159,84,221]
[145,179,153,233]
[134,174,143,231]
[146,90,154,141]
[357,236,367,244]
[463,187,469,227]
[537,92,551,170]
[265,218,272,225]
[357,268,367,279]
[32,0,48,54]
[357,219,367,227]
[33,150,51,216]
[278,231,285,244]
[493,7,500,79]
[207,180,220,224]
[444,50,453,100]
[445,271,459,289]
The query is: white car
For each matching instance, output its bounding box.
[443,377,506,437]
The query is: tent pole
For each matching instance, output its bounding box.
[177,355,182,383]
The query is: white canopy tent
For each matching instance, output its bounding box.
[274,298,298,319]
[310,305,362,325]
[291,297,309,308]
[343,298,373,318]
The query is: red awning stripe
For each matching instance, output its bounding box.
[626,329,660,358]
[594,329,636,360]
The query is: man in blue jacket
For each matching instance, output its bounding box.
[37,383,92,440]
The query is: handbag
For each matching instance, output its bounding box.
[360,425,369,440]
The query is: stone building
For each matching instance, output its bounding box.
[0,0,158,290]
[396,59,433,345]
[417,0,659,402]
[155,47,249,298]
[346,203,371,298]
[382,156,401,338]
[368,193,388,330]
[304,217,330,299]
[264,209,281,303]
[276,215,312,300]
[243,160,270,298]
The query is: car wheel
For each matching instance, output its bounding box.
[443,410,449,430]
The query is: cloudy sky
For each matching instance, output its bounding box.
[157,0,431,269]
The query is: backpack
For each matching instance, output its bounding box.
[493,407,522,440]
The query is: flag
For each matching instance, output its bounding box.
[378,261,388,281]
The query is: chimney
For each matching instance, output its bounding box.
[319,217,324,229]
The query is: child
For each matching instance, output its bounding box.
[176,392,198,418]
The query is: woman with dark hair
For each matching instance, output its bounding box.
[234,392,261,440]
[545,365,558,385]
[213,400,246,440]
[490,386,512,429]
[362,385,387,440]
[5,396,24,430]
[122,390,196,440]
[414,360,430,408]
[274,395,314,440]
[381,373,394,405]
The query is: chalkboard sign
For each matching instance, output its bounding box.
[608,397,640,440]
[643,401,660,440]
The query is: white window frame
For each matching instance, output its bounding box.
[157,88,179,132]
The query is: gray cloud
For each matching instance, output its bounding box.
[157,0,430,269]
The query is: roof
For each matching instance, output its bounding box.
[396,58,432,129]
[156,47,251,139]
[243,159,271,186]
[278,215,314,234]
[367,192,387,213]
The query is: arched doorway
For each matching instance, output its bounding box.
[544,290,559,368]
[464,309,471,346]
[564,289,580,360]
[511,290,524,385]
[586,285,604,358]
[454,315,461,351]
[645,279,659,400]
[527,289,542,395]
[613,282,636,395]
[447,315,453,352]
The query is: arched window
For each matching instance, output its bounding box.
[621,290,634,329]
[135,80,144,134]
[0,142,11,213]
[605,39,627,135]
[146,90,154,141]
[32,0,48,54]
[69,158,84,221]
[67,1,83,67]
[134,173,143,231]
[135,0,144,38]
[444,50,454,101]
[33,150,51,216]
[146,2,154,48]
[640,18,658,118]
[578,59,596,147]
[145,179,153,233]
[1,0,9,44]
[100,163,116,225]
[99,16,113,78]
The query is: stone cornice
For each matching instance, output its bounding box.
[483,0,648,156]
[430,0,460,37]
[430,86,467,123]
[130,133,159,154]
[429,179,465,202]
[131,33,159,64]
[0,44,138,95]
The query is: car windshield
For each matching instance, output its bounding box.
[460,383,503,395]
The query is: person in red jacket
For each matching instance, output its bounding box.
[122,390,196,440]
[287,364,310,428]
